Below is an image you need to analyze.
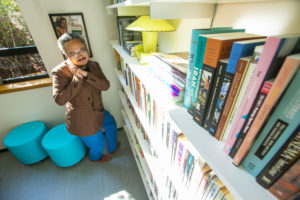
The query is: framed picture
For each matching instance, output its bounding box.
[117,16,142,47]
[49,13,93,57]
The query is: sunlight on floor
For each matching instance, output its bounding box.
[104,190,136,200]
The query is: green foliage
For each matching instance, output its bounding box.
[0,0,34,48]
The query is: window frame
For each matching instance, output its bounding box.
[0,45,49,84]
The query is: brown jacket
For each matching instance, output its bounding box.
[52,60,110,137]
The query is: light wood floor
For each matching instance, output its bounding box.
[0,130,148,200]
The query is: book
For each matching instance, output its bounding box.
[240,54,300,174]
[220,46,264,143]
[229,34,300,164]
[214,56,253,140]
[256,123,300,188]
[193,33,264,126]
[188,163,210,195]
[184,28,245,110]
[214,187,229,200]
[202,175,218,200]
[206,179,224,200]
[268,158,300,200]
[229,79,273,158]
[204,38,266,136]
[202,59,229,132]
[152,52,189,74]
[195,165,212,197]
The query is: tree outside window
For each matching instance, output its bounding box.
[0,0,48,84]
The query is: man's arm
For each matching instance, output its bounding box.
[52,69,84,106]
[85,62,110,91]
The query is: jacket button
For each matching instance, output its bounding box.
[88,97,90,101]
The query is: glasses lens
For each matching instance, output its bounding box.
[69,48,87,59]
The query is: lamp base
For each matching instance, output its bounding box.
[142,32,158,53]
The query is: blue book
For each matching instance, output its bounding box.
[204,38,266,134]
[242,63,300,177]
[183,27,245,111]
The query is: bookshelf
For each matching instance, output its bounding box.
[117,69,200,199]
[110,40,277,199]
[106,0,286,19]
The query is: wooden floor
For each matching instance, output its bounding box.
[0,130,148,200]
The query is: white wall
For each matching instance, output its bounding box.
[0,0,121,149]
[158,0,300,54]
[212,0,300,36]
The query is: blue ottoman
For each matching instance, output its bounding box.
[42,124,86,167]
[4,121,48,164]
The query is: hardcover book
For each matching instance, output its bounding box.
[229,34,300,165]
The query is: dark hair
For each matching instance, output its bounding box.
[57,33,86,55]
[56,17,66,27]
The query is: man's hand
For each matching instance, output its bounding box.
[77,69,88,78]
[67,58,86,78]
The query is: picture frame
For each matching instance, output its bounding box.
[49,13,93,57]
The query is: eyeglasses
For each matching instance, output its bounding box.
[68,48,88,59]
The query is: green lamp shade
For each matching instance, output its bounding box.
[125,16,176,53]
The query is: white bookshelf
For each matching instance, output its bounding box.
[123,124,155,200]
[120,99,169,199]
[116,67,204,199]
[106,0,282,8]
[111,41,277,200]
[111,40,182,111]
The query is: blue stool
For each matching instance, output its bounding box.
[42,124,87,167]
[4,121,48,164]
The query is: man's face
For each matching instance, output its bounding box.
[64,38,89,66]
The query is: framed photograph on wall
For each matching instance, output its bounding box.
[49,13,93,57]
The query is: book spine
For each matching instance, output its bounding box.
[237,56,300,170]
[221,61,257,143]
[268,158,300,200]
[214,58,250,140]
[227,37,282,158]
[184,30,205,110]
[229,81,271,158]
[193,64,216,126]
[203,60,228,133]
[256,124,300,189]
[187,36,208,115]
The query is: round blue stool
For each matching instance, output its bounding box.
[4,121,48,164]
[42,124,87,167]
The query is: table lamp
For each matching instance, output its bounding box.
[125,16,176,53]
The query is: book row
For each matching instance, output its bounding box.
[121,80,235,200]
[183,29,300,199]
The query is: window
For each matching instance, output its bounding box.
[0,0,48,84]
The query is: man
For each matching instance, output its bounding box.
[52,33,119,162]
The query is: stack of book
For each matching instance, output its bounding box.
[183,28,300,199]
[147,52,189,103]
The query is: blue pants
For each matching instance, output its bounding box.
[79,110,117,161]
